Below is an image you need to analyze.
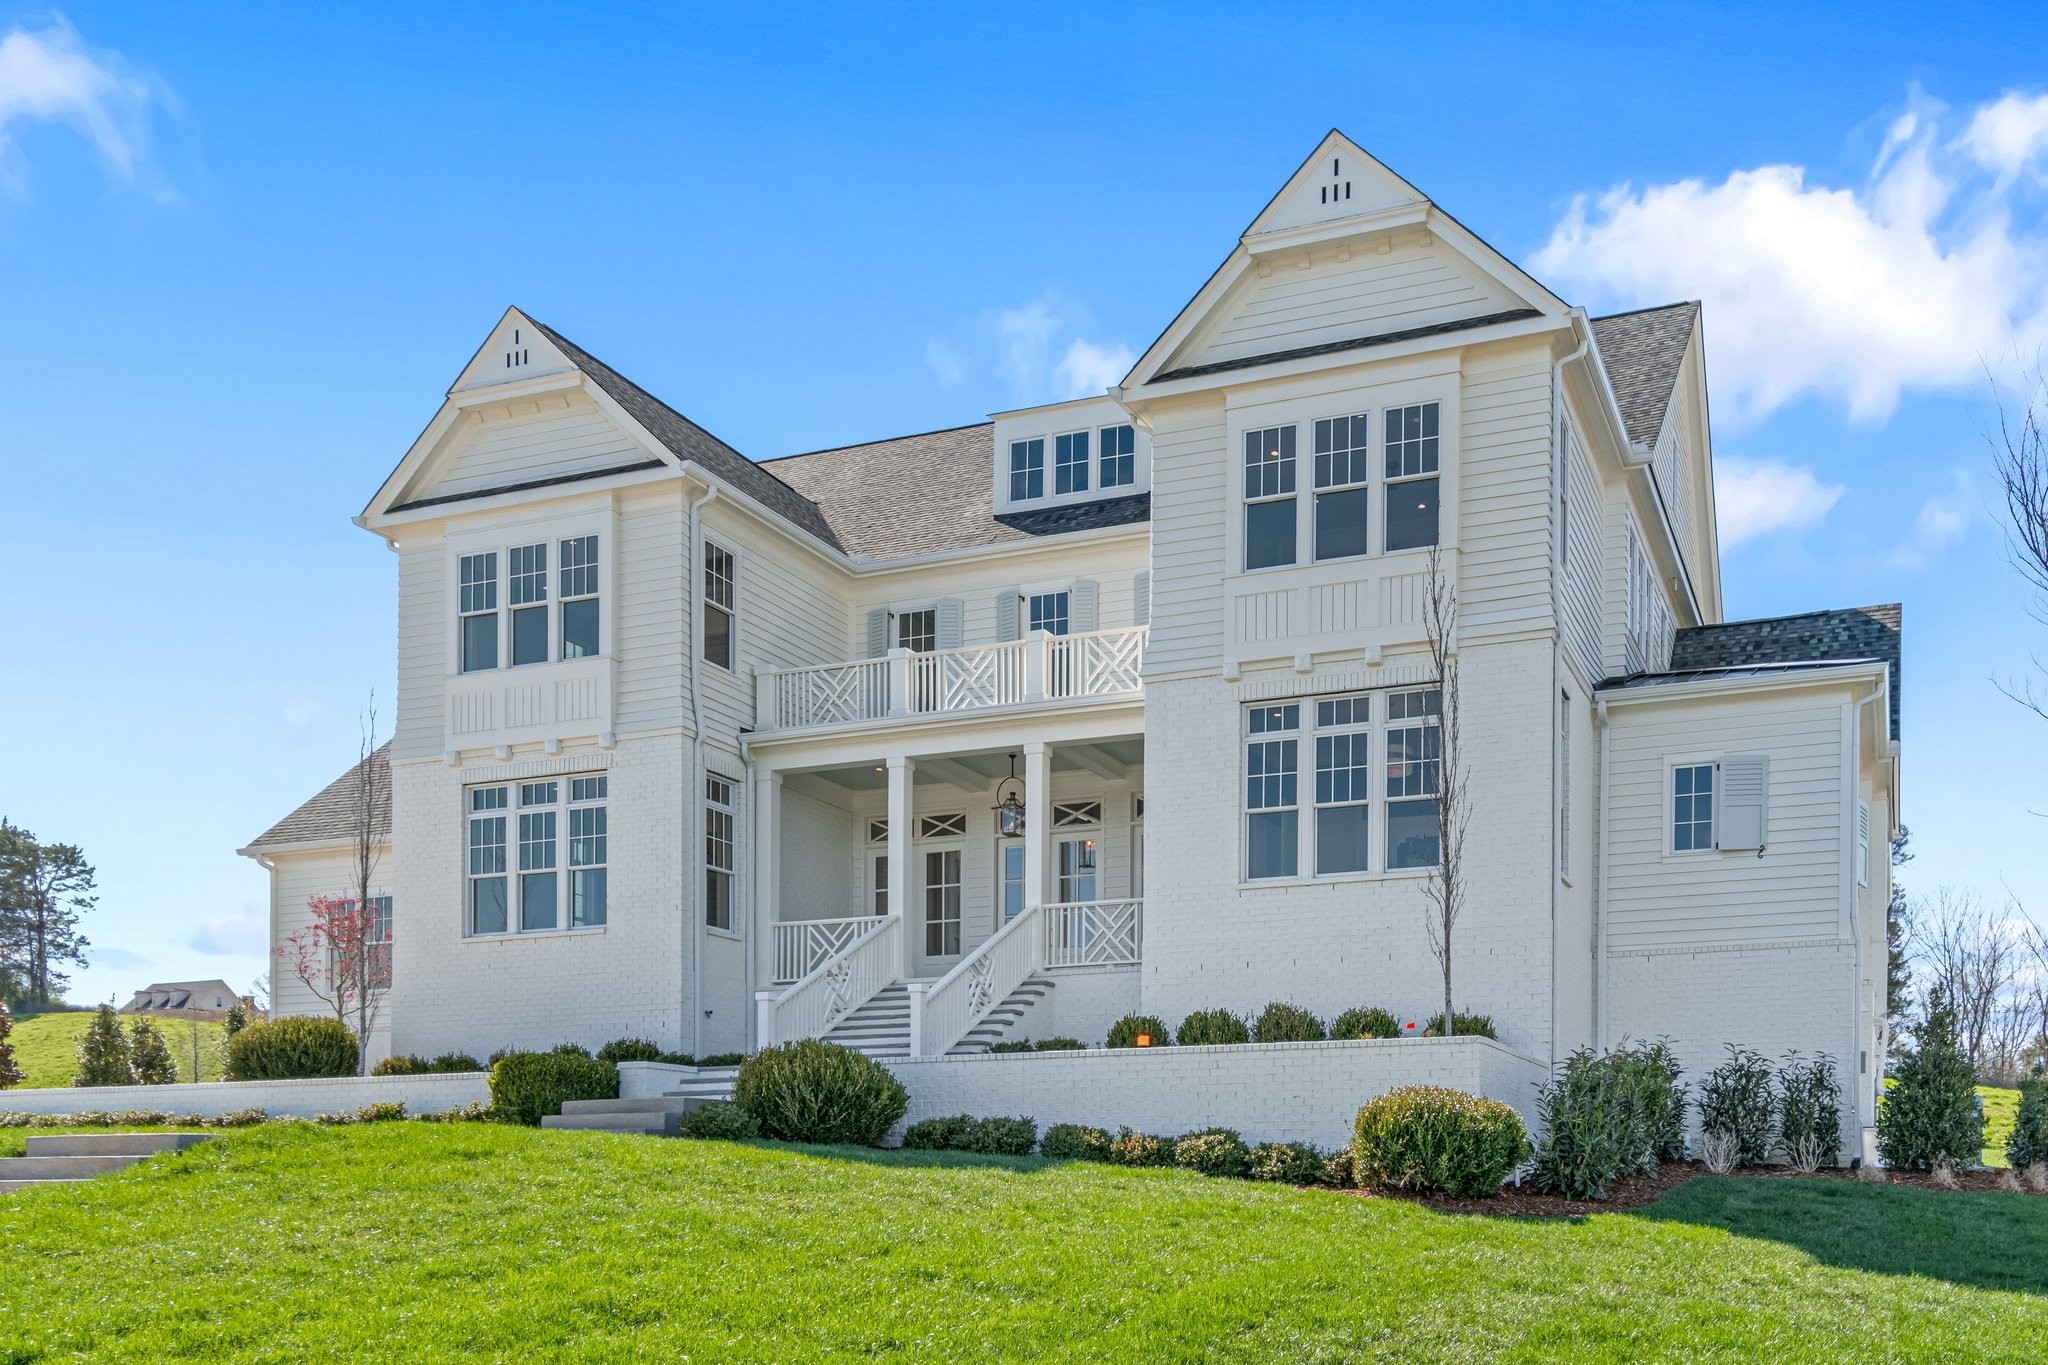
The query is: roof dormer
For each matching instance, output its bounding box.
[990,395,1151,518]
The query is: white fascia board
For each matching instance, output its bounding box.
[1240,203,1431,258]
[987,392,1136,422]
[848,521,1149,576]
[235,835,393,860]
[1599,662,1888,711]
[1120,243,1251,391]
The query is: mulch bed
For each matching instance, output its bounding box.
[1331,1161,2048,1218]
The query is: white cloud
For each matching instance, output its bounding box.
[1888,472,1974,568]
[0,18,154,186]
[923,292,1132,404]
[1054,339,1135,399]
[90,946,152,971]
[188,909,269,958]
[1713,457,1845,546]
[1960,91,2048,180]
[1532,90,2048,426]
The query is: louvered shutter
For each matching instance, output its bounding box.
[1132,571,1151,627]
[1717,754,1769,851]
[1070,579,1099,633]
[1856,802,1871,887]
[995,589,1021,642]
[866,609,890,657]
[935,598,965,650]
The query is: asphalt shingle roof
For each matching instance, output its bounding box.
[246,744,391,850]
[1590,302,1700,447]
[1656,604,1902,737]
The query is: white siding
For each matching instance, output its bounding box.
[1457,346,1554,638]
[613,487,686,732]
[1558,416,1602,683]
[264,844,394,1063]
[392,537,445,761]
[424,395,645,501]
[1143,395,1229,675]
[851,540,1148,653]
[696,501,852,741]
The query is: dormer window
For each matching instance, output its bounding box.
[1100,424,1136,489]
[1055,431,1090,494]
[456,536,601,671]
[1009,439,1045,501]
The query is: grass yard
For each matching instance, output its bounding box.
[1981,1084,2020,1167]
[3,1124,2045,1362]
[7,1009,228,1088]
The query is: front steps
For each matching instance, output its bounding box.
[951,977,1055,1054]
[541,1097,711,1135]
[819,976,1057,1058]
[0,1132,210,1191]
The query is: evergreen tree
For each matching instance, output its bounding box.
[0,1001,23,1089]
[0,820,97,1006]
[1877,989,1985,1170]
[74,1004,135,1087]
[128,1016,177,1085]
[1885,828,1913,1024]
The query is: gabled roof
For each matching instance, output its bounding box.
[245,744,391,851]
[1590,302,1700,447]
[1661,604,1902,738]
[764,424,1149,561]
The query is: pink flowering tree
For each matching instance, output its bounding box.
[280,894,391,1075]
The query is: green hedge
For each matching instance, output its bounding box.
[1040,1124,1114,1161]
[733,1040,906,1145]
[1353,1085,1528,1197]
[1330,1007,1400,1040]
[1176,1010,1250,1046]
[1105,1015,1172,1049]
[1248,1141,1326,1184]
[1173,1129,1250,1178]
[1252,1002,1326,1043]
[595,1038,664,1063]
[225,1016,359,1081]
[488,1052,619,1126]
[900,1114,1038,1155]
[677,1101,760,1141]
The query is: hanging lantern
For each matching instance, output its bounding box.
[993,754,1026,838]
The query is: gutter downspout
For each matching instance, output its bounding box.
[1549,315,1590,1068]
[1594,693,1613,1052]
[686,476,718,1059]
[1852,687,1885,1141]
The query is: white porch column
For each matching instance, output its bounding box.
[1023,741,1052,913]
[752,770,782,995]
[887,755,914,979]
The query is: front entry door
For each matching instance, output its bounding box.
[920,847,962,971]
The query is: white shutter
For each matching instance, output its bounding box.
[1132,571,1151,627]
[1717,754,1770,851]
[1070,579,1099,633]
[935,598,964,650]
[995,589,1021,642]
[1856,801,1871,887]
[866,609,890,657]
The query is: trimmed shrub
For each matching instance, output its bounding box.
[1777,1051,1844,1170]
[961,1117,1038,1155]
[488,1052,619,1126]
[1109,1128,1174,1167]
[1530,1042,1685,1200]
[1616,1039,1688,1166]
[1878,994,1985,1171]
[1253,1002,1326,1043]
[902,1114,977,1150]
[1354,1085,1528,1197]
[549,1042,593,1059]
[2008,1079,2048,1171]
[1698,1045,1776,1167]
[429,1052,482,1073]
[1330,1007,1400,1041]
[1105,1015,1172,1049]
[128,1017,178,1085]
[700,1053,747,1068]
[225,1016,358,1082]
[988,1041,1034,1054]
[1174,1130,1251,1178]
[74,1004,134,1087]
[595,1038,664,1064]
[1040,1123,1114,1161]
[1422,1012,1497,1040]
[1177,1009,1250,1047]
[417,1102,494,1123]
[1248,1141,1327,1185]
[733,1040,906,1146]
[372,1054,429,1076]
[678,1101,761,1141]
[1324,1144,1358,1189]
[1033,1037,1086,1051]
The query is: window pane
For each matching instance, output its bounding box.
[469,816,506,874]
[705,604,733,669]
[1387,799,1440,869]
[1009,439,1044,500]
[1243,426,1296,498]
[898,609,936,652]
[1028,592,1069,636]
[459,553,497,613]
[1385,403,1441,478]
[569,807,606,866]
[1314,487,1369,561]
[1100,424,1135,488]
[572,868,608,927]
[561,598,599,658]
[559,536,599,598]
[1385,476,1440,552]
[520,871,558,931]
[509,543,547,606]
[1245,498,1297,570]
[1247,810,1299,879]
[1055,431,1090,494]
[471,877,507,935]
[512,605,549,665]
[705,869,732,930]
[461,613,498,673]
[1316,805,1371,874]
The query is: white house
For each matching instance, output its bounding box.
[243,133,1900,1147]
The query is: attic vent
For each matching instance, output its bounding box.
[504,326,530,369]
[1320,157,1352,205]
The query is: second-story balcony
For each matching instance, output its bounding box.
[754,626,1146,736]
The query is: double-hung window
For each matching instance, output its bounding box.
[560,535,600,658]
[517,781,561,931]
[363,895,393,986]
[897,607,937,653]
[1009,438,1045,501]
[1099,424,1136,488]
[703,541,736,670]
[567,776,608,927]
[1055,431,1090,495]
[459,553,499,672]
[1313,695,1372,873]
[1312,414,1370,561]
[466,786,509,933]
[1243,425,1298,570]
[458,537,601,670]
[705,775,736,930]
[1385,688,1442,869]
[1672,763,1714,851]
[1384,403,1441,551]
[466,778,607,936]
[508,543,549,666]
[1027,590,1070,637]
[1244,703,1300,878]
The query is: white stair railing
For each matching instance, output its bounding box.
[772,916,879,984]
[909,903,1046,1058]
[755,915,901,1048]
[1045,899,1143,967]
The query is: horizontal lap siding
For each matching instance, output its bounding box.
[393,539,445,761]
[699,506,851,741]
[1560,418,1602,682]
[1144,397,1227,674]
[615,489,686,733]
[855,542,1148,650]
[1458,351,1553,638]
[429,397,642,499]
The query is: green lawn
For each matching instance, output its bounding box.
[1982,1085,2020,1167]
[2,1124,2044,1362]
[7,1009,228,1089]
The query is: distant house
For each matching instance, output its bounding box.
[121,980,246,1017]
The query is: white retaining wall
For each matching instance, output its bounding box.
[0,1072,490,1119]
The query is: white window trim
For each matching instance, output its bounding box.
[703,539,738,673]
[464,774,610,939]
[1098,422,1138,490]
[446,511,610,680]
[1053,428,1092,497]
[992,408,1151,514]
[1663,753,1723,860]
[705,773,740,938]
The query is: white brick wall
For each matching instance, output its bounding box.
[0,1071,489,1119]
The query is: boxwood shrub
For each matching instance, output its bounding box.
[1176,1009,1250,1047]
[225,1016,359,1081]
[1330,1007,1400,1040]
[733,1040,906,1145]
[428,1052,482,1073]
[1105,1015,1172,1048]
[488,1052,619,1126]
[595,1038,664,1063]
[1173,1129,1250,1178]
[2008,1078,2048,1170]
[1422,1012,1497,1039]
[677,1101,761,1141]
[372,1054,429,1076]
[1248,1141,1327,1185]
[1032,1037,1085,1051]
[1109,1128,1173,1167]
[1040,1123,1114,1161]
[1353,1084,1528,1197]
[1253,1002,1326,1043]
[903,1114,1039,1155]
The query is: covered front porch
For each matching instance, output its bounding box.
[748,706,1144,1058]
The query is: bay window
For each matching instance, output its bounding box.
[457,536,601,671]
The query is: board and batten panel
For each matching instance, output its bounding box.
[612,486,687,733]
[393,536,447,761]
[1605,689,1851,951]
[1143,395,1229,676]
[1456,346,1555,638]
[424,394,646,501]
[1559,415,1603,683]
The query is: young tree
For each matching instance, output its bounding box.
[1993,371,2048,723]
[0,1001,23,1089]
[1877,988,1987,1171]
[1417,545,1471,1038]
[0,820,97,1006]
[74,1003,134,1087]
[128,1015,178,1085]
[1885,829,1914,1024]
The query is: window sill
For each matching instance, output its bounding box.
[1236,867,1434,891]
[706,925,743,942]
[464,925,608,943]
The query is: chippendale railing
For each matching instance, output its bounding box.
[772,916,878,985]
[755,915,899,1047]
[909,902,1046,1058]
[1045,899,1143,968]
[756,627,1146,733]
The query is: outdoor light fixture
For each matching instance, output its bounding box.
[1135,1032,1153,1048]
[993,754,1026,837]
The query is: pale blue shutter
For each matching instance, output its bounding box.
[1132,571,1151,627]
[866,609,890,657]
[995,589,1021,642]
[1070,580,1099,633]
[1718,754,1769,851]
[936,598,965,650]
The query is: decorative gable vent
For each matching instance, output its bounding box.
[1318,156,1352,206]
[504,326,531,370]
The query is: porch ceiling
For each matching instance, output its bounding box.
[798,737,1145,793]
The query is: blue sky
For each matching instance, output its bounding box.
[4,3,2047,1007]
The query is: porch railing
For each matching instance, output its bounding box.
[1045,898,1143,968]
[756,626,1147,733]
[755,914,900,1048]
[909,902,1046,1058]
[772,916,878,985]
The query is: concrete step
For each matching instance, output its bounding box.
[0,1154,149,1180]
[559,1098,707,1116]
[25,1133,211,1158]
[0,1178,90,1193]
[540,1112,679,1135]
